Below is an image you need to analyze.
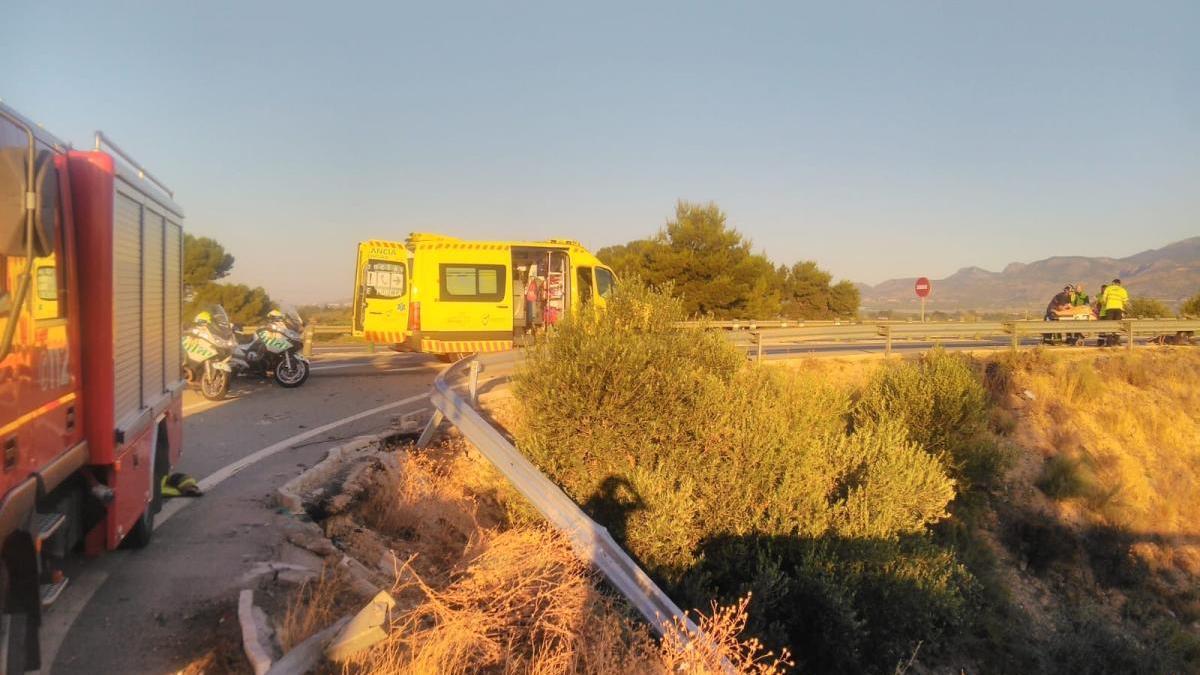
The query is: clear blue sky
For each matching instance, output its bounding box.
[5,1,1198,303]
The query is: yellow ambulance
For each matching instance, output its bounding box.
[352,233,615,359]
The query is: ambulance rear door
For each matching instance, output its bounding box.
[354,241,409,343]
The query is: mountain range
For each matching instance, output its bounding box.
[858,236,1200,312]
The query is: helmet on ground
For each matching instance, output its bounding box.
[194,311,212,325]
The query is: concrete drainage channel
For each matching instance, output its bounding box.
[235,425,426,674]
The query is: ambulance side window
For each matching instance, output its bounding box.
[440,264,506,302]
[595,267,615,298]
[36,266,56,300]
[576,266,594,304]
[33,254,64,320]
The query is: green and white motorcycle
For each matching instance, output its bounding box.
[182,305,237,400]
[232,309,310,388]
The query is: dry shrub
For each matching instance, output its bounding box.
[660,595,792,674]
[359,451,495,582]
[344,527,782,675]
[280,566,347,650]
[346,527,611,674]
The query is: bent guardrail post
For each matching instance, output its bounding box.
[416,410,444,448]
[468,360,481,403]
[428,355,707,647]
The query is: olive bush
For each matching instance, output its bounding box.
[513,281,967,672]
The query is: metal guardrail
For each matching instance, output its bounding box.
[297,325,357,358]
[732,319,1198,359]
[1002,319,1199,352]
[418,352,705,646]
[675,318,857,330]
[304,318,1199,360]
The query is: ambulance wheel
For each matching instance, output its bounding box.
[200,369,230,400]
[274,357,309,388]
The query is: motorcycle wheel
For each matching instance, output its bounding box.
[200,368,230,400]
[274,355,309,388]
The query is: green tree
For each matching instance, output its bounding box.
[186,282,273,325]
[595,239,658,281]
[181,233,273,325]
[779,261,832,318]
[828,280,861,317]
[777,262,860,319]
[183,234,235,289]
[609,201,781,318]
[644,201,779,318]
[1127,297,1174,319]
[598,201,857,319]
[1181,292,1200,318]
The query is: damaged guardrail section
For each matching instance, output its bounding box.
[419,352,702,640]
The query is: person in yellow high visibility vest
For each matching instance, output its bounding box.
[1100,278,1129,321]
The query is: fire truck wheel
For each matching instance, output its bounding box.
[126,503,154,549]
[126,465,162,549]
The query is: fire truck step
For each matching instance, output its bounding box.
[32,512,67,543]
[40,577,69,608]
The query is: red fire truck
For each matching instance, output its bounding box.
[0,102,184,671]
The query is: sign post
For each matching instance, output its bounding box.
[914,277,932,322]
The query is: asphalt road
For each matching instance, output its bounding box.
[44,349,445,674]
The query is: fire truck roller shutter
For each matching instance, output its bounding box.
[164,219,182,381]
[142,209,165,402]
[0,147,58,257]
[113,191,143,425]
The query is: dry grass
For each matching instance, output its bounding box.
[661,595,793,675]
[304,442,792,674]
[358,450,491,583]
[345,527,606,674]
[279,566,350,651]
[1008,350,1200,547]
[340,526,786,675]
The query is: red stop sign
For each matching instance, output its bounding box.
[915,277,932,298]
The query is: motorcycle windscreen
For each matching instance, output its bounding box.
[209,305,233,335]
[360,257,409,343]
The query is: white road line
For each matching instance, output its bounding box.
[156,392,430,528]
[43,392,431,672]
[311,363,430,372]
